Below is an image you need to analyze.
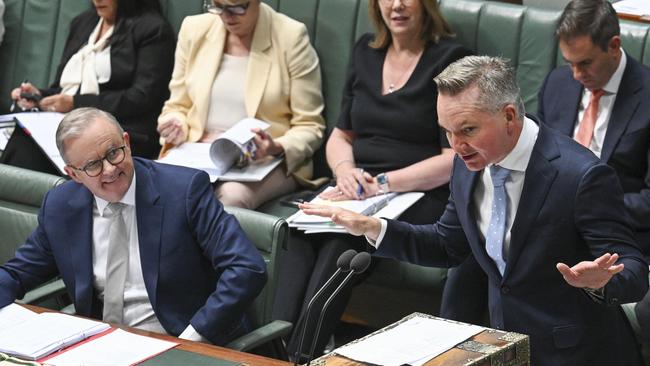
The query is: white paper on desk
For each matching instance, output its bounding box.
[0,303,37,329]
[0,312,109,360]
[334,316,484,366]
[9,112,66,174]
[46,328,178,366]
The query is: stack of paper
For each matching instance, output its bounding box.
[287,188,424,234]
[0,304,179,364]
[334,315,484,366]
[0,304,110,360]
[43,329,177,366]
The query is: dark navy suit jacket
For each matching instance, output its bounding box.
[376,125,648,366]
[0,158,267,345]
[538,54,650,257]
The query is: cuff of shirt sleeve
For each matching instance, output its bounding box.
[179,324,210,343]
[366,219,388,249]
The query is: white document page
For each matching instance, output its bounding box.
[0,303,37,329]
[45,328,178,366]
[334,316,484,366]
[614,0,650,16]
[158,142,220,177]
[158,142,283,182]
[217,118,269,145]
[11,112,66,174]
[300,192,425,234]
[0,312,110,360]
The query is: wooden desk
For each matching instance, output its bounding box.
[25,305,290,366]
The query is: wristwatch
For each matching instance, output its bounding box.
[376,172,390,194]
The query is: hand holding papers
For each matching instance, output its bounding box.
[287,187,423,234]
[158,118,283,182]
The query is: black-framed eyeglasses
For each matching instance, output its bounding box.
[68,145,127,177]
[205,1,251,15]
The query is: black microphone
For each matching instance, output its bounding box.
[305,251,372,365]
[293,249,357,366]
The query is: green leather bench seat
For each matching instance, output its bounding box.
[0,163,67,308]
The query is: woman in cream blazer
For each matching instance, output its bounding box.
[158,0,325,208]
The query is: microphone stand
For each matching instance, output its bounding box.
[305,252,372,365]
[293,249,357,365]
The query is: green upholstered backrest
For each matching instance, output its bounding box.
[0,163,65,262]
[0,0,91,113]
[224,206,288,328]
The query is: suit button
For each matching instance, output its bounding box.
[610,298,619,305]
[501,285,510,294]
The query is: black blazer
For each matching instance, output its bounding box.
[538,54,650,256]
[44,9,175,158]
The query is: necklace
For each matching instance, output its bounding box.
[384,47,423,94]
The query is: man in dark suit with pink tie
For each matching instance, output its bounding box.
[537,0,650,343]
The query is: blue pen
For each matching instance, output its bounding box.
[356,182,364,198]
[356,168,365,198]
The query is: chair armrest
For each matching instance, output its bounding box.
[16,278,67,306]
[225,320,292,352]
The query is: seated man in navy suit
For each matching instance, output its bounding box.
[0,107,267,345]
[537,0,650,343]
[300,56,648,366]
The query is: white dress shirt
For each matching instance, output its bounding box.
[372,117,539,273]
[573,50,626,158]
[93,175,208,342]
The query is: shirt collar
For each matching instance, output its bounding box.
[492,116,539,173]
[95,174,137,217]
[601,49,626,95]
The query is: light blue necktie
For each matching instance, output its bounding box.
[486,165,511,276]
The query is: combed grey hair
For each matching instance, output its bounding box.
[55,107,124,163]
[433,55,525,120]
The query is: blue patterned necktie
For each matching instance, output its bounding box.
[486,165,511,276]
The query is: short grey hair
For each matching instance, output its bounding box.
[55,108,124,163]
[433,55,525,120]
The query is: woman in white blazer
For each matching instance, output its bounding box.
[158,0,325,209]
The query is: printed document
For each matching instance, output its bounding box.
[287,187,424,233]
[158,118,283,182]
[44,328,177,366]
[0,309,109,360]
[334,315,484,366]
[2,112,66,174]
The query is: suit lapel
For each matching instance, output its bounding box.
[193,19,227,127]
[134,161,163,309]
[557,79,583,136]
[245,5,272,117]
[506,127,559,278]
[67,187,95,315]
[602,57,642,162]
